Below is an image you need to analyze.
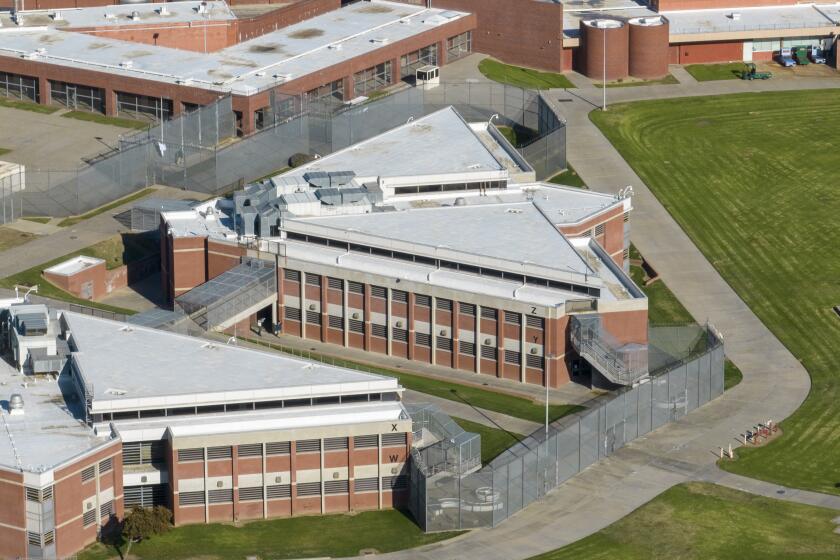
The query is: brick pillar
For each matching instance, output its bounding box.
[320,276,328,342]
[38,76,50,106]
[437,40,447,67]
[407,293,415,361]
[348,437,356,510]
[231,445,239,522]
[496,312,504,378]
[105,88,117,116]
[241,109,256,136]
[171,99,183,117]
[390,57,400,85]
[277,266,285,334]
[290,441,297,517]
[363,284,372,352]
[452,302,460,370]
[342,75,354,101]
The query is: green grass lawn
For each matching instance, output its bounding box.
[684,62,747,82]
[452,416,525,465]
[0,97,59,114]
[496,124,539,147]
[61,110,149,130]
[591,90,840,494]
[530,482,840,560]
[78,509,460,560]
[479,59,575,90]
[0,233,157,315]
[548,164,587,188]
[0,227,37,252]
[594,74,679,88]
[0,148,10,157]
[245,337,584,424]
[58,187,156,227]
[21,216,51,224]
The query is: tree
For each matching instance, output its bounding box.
[121,506,172,557]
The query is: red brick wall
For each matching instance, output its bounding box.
[0,469,25,559]
[234,0,340,43]
[673,41,744,64]
[70,22,233,53]
[403,0,564,72]
[654,0,796,9]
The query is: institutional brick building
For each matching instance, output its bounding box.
[160,106,648,390]
[0,0,476,134]
[0,303,413,558]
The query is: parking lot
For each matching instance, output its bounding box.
[0,106,134,170]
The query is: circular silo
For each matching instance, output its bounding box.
[628,16,670,79]
[579,19,629,82]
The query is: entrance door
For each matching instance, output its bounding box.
[66,85,78,109]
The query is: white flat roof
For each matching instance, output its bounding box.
[65,312,400,412]
[44,255,104,276]
[0,1,469,95]
[276,107,521,184]
[288,200,594,276]
[10,1,236,29]
[0,360,109,474]
[664,4,837,35]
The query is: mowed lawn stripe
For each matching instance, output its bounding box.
[591,90,840,494]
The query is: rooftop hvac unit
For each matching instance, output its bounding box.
[52,11,63,21]
[415,65,439,88]
[9,393,23,416]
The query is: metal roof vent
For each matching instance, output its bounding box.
[104,12,116,19]
[52,11,63,21]
[158,5,169,16]
[9,394,24,416]
[454,197,467,206]
[120,60,134,68]
[370,37,389,44]
[328,43,342,50]
[130,10,140,20]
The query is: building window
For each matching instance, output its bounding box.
[382,475,408,490]
[353,61,392,96]
[207,446,232,460]
[480,345,496,360]
[284,269,301,282]
[447,31,472,61]
[0,71,39,102]
[328,315,344,329]
[370,285,386,299]
[305,79,344,105]
[392,290,408,303]
[296,439,321,453]
[595,223,606,237]
[459,340,475,355]
[504,311,521,325]
[82,508,96,527]
[50,81,105,113]
[348,281,365,294]
[353,434,378,448]
[459,303,476,316]
[208,489,233,504]
[328,277,343,290]
[415,294,431,307]
[324,437,348,451]
[505,350,521,365]
[306,310,322,324]
[266,441,291,455]
[177,448,204,462]
[480,308,497,320]
[238,443,262,457]
[393,328,408,343]
[371,323,387,338]
[436,336,452,351]
[115,91,172,122]
[266,484,291,499]
[99,457,113,474]
[124,484,168,508]
[179,491,205,506]
[100,500,114,519]
[415,332,431,347]
[81,466,95,483]
[285,307,301,321]
[305,273,321,287]
[526,315,544,329]
[239,487,264,501]
[436,298,452,311]
[324,480,349,494]
[297,482,321,497]
[381,433,407,446]
[526,353,544,369]
[400,44,438,79]
[354,477,379,492]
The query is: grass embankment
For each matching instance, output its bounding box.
[684,62,747,82]
[61,110,149,130]
[548,164,586,188]
[0,98,59,114]
[496,125,539,147]
[58,187,156,227]
[0,233,157,315]
[78,509,461,560]
[21,216,51,224]
[245,337,584,424]
[530,482,840,560]
[594,74,679,88]
[452,416,525,465]
[479,59,575,90]
[0,148,10,156]
[591,90,840,493]
[0,227,37,251]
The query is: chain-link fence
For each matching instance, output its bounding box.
[409,323,725,532]
[0,83,565,224]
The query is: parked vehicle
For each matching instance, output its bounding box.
[777,48,796,67]
[809,46,827,64]
[793,46,810,65]
[740,63,772,80]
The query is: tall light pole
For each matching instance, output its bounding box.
[602,27,607,111]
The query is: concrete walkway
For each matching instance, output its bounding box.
[401,390,539,436]
[375,73,833,559]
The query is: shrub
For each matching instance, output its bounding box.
[289,153,315,168]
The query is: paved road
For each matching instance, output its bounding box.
[375,68,826,559]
